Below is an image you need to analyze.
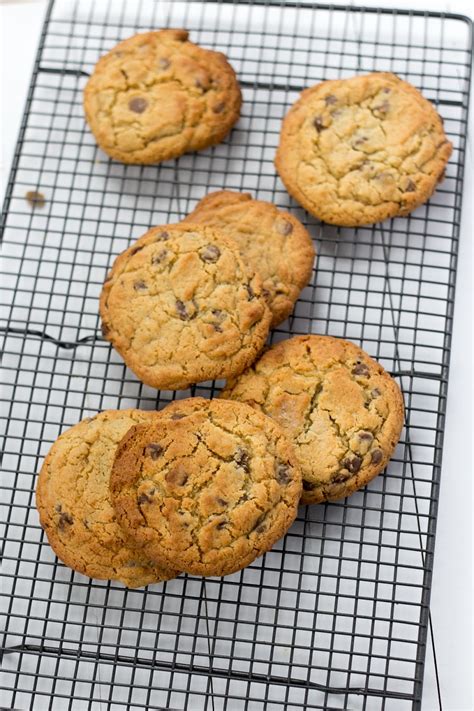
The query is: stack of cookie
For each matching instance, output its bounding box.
[37,399,302,587]
[36,29,450,586]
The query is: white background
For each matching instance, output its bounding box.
[0,1,472,710]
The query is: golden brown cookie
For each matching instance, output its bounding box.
[221,335,404,504]
[84,29,241,164]
[275,72,452,226]
[100,224,272,390]
[183,191,316,327]
[36,410,178,588]
[109,398,302,577]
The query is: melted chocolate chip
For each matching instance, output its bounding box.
[359,431,374,442]
[158,57,170,69]
[166,465,188,487]
[170,412,185,420]
[55,503,62,513]
[342,456,362,474]
[155,231,169,241]
[216,519,227,530]
[216,498,228,506]
[302,480,316,491]
[129,97,148,113]
[325,94,337,105]
[405,180,416,192]
[353,136,368,147]
[252,514,266,533]
[137,493,152,505]
[176,300,189,320]
[313,116,326,132]
[200,244,221,263]
[130,244,145,256]
[151,249,168,265]
[371,449,383,465]
[212,102,225,114]
[352,363,370,377]
[101,322,110,337]
[234,447,250,473]
[374,100,390,114]
[134,280,147,291]
[58,512,73,530]
[83,519,90,529]
[371,388,381,398]
[333,472,350,484]
[146,443,163,460]
[246,284,255,301]
[213,324,223,332]
[276,220,293,236]
[276,462,291,485]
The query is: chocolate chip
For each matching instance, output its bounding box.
[276,462,291,485]
[371,388,381,398]
[130,244,145,255]
[212,102,225,113]
[146,443,163,459]
[166,465,188,487]
[216,498,227,506]
[358,431,374,442]
[101,322,110,337]
[302,480,315,491]
[58,512,73,530]
[352,363,370,377]
[137,493,152,505]
[170,412,185,420]
[252,514,266,533]
[333,472,350,484]
[353,136,367,148]
[129,97,148,113]
[234,447,250,473]
[262,288,271,299]
[151,249,168,265]
[371,449,383,465]
[246,284,255,300]
[55,504,62,513]
[405,180,416,192]
[25,190,45,208]
[325,94,337,105]
[276,220,293,236]
[216,519,227,530]
[342,456,362,474]
[374,100,390,115]
[212,309,223,318]
[83,519,90,529]
[313,116,326,132]
[199,244,221,263]
[213,324,223,332]
[176,300,189,320]
[155,231,169,241]
[134,280,147,291]
[158,57,170,69]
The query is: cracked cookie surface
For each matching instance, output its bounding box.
[100,224,272,390]
[275,72,452,226]
[221,335,404,504]
[110,398,302,577]
[183,190,316,327]
[36,409,178,587]
[84,29,241,164]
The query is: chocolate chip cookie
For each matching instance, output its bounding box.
[36,410,178,587]
[275,72,452,226]
[221,335,404,504]
[183,190,316,327]
[110,398,302,577]
[84,29,241,164]
[100,224,272,390]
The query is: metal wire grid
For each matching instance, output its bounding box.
[0,1,471,709]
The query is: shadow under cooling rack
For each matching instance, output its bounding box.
[0,1,472,710]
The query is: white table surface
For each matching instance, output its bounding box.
[1,1,472,710]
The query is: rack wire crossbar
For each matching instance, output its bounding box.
[1,1,472,709]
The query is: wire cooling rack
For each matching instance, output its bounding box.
[0,1,472,709]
